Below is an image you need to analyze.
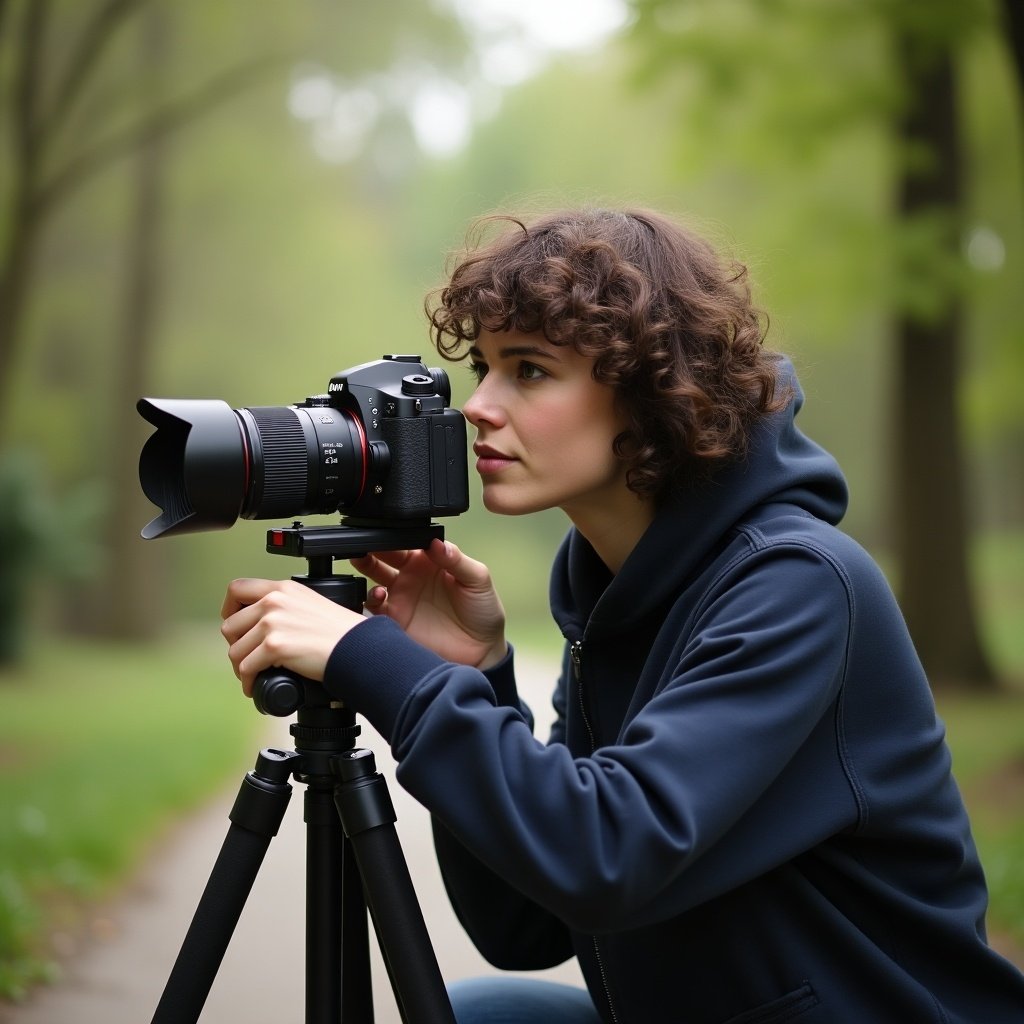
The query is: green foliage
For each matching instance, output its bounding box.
[0,638,263,1000]
[0,0,476,630]
[0,451,102,663]
[976,530,1024,679]
[961,29,1024,438]
[1,0,1021,995]
[626,0,1024,532]
[939,688,1024,947]
[1,0,1020,638]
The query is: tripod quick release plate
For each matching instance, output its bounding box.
[266,521,445,561]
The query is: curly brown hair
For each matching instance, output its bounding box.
[426,207,788,501]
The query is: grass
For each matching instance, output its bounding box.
[938,690,1024,955]
[0,637,264,1000]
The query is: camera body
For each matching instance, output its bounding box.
[137,355,469,539]
[321,355,467,520]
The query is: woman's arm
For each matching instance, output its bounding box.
[432,815,574,970]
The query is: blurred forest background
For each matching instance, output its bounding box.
[0,0,1021,684]
[1,0,1023,1001]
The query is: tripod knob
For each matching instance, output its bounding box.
[252,668,304,717]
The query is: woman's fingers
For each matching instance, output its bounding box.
[349,550,411,585]
[219,578,364,695]
[363,585,389,614]
[425,539,493,591]
[352,542,489,592]
[220,577,278,621]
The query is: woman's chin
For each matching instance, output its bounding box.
[480,487,540,517]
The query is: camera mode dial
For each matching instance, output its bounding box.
[401,374,435,397]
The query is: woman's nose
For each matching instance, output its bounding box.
[462,379,504,428]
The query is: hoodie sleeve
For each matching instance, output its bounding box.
[428,647,574,969]
[430,817,574,969]
[324,619,572,967]
[324,541,861,936]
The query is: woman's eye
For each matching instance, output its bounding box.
[519,362,546,381]
[468,361,488,382]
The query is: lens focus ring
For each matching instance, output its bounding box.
[247,407,310,517]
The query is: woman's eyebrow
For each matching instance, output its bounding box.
[468,344,561,361]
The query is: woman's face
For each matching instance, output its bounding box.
[461,329,632,522]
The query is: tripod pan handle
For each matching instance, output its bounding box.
[252,668,304,717]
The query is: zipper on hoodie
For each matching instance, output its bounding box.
[570,639,619,1023]
[591,936,620,1024]
[570,639,597,754]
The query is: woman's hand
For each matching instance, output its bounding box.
[351,538,507,670]
[220,578,365,697]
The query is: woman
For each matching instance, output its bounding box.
[221,208,1024,1023]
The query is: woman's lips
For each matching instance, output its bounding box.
[474,445,517,475]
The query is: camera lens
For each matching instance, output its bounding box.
[137,398,366,538]
[238,403,365,521]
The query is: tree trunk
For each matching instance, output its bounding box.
[0,0,48,440]
[893,34,995,688]
[0,206,40,415]
[1002,0,1024,100]
[0,1,276,444]
[91,4,168,639]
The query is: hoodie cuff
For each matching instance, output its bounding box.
[482,643,519,709]
[323,616,447,741]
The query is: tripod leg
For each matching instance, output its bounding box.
[333,749,456,1024]
[304,786,374,1023]
[342,833,374,1020]
[305,786,344,1023]
[151,749,298,1024]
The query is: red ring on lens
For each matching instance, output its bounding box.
[344,408,368,501]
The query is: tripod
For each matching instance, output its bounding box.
[150,523,456,1024]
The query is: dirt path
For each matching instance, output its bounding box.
[0,657,581,1024]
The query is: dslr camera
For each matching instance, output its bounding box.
[137,355,469,539]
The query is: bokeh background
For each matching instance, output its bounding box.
[1,0,1022,1008]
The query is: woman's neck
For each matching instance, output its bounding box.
[565,495,656,575]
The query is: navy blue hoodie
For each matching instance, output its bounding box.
[325,363,1024,1023]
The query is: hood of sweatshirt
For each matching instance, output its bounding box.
[550,358,849,637]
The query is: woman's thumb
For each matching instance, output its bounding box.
[431,538,491,590]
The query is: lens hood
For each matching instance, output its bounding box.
[137,398,248,538]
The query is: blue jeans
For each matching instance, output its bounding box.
[447,977,603,1023]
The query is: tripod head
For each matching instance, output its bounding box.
[252,519,444,717]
